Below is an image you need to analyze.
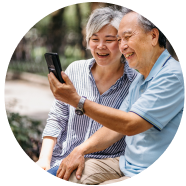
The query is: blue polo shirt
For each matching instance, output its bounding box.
[119,49,184,177]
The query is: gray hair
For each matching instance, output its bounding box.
[121,8,166,48]
[86,6,124,49]
[138,14,166,48]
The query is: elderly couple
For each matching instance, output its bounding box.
[36,6,184,185]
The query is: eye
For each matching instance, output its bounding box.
[125,35,131,40]
[91,38,98,41]
[117,38,121,43]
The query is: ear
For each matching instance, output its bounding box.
[151,28,159,46]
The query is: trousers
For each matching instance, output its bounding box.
[47,157,130,185]
[69,157,129,184]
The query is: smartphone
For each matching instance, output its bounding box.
[44,52,65,83]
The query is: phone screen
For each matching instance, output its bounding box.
[44,53,64,83]
[45,54,58,77]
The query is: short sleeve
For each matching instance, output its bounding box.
[119,93,130,112]
[130,72,184,130]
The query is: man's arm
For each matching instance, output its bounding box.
[57,127,124,180]
[48,72,152,136]
[48,71,152,180]
[83,99,152,136]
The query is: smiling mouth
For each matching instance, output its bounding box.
[97,53,109,57]
[125,52,134,58]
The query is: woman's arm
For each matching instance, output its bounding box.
[36,136,57,170]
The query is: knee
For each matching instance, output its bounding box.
[69,171,107,185]
[68,170,98,185]
[68,171,82,184]
[47,166,59,176]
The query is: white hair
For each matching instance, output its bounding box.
[86,6,124,49]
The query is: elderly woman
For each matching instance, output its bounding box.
[36,6,137,183]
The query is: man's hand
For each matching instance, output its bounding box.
[56,147,85,181]
[48,71,81,108]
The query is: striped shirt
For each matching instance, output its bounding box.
[42,58,138,168]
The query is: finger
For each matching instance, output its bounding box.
[47,73,52,85]
[49,72,61,87]
[56,166,61,176]
[48,73,56,88]
[57,166,66,179]
[48,74,55,92]
[63,167,75,181]
[56,162,63,176]
[61,71,72,85]
[56,161,63,176]
[76,163,85,180]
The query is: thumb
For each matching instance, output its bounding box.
[76,164,84,180]
[61,71,72,85]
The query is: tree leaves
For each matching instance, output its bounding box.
[7,112,42,161]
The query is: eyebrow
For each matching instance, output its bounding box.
[116,31,132,38]
[92,34,116,38]
[106,35,117,38]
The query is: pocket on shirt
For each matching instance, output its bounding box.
[170,107,186,128]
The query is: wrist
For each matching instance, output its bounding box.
[38,156,51,163]
[72,95,81,108]
[74,144,86,156]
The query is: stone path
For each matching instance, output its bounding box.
[5,73,54,129]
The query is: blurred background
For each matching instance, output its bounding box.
[5,2,178,162]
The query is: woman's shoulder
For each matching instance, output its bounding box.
[124,61,139,81]
[66,58,94,71]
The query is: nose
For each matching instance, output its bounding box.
[119,39,128,52]
[97,42,106,49]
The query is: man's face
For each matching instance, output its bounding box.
[117,12,153,71]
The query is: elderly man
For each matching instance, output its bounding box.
[48,9,184,185]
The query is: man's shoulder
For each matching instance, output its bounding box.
[166,57,182,73]
[157,57,184,85]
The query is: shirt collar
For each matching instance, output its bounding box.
[88,58,96,71]
[88,58,137,82]
[124,61,138,82]
[144,49,171,83]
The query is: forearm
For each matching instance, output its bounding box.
[39,136,57,161]
[48,71,130,134]
[83,99,131,135]
[48,72,152,136]
[76,127,124,156]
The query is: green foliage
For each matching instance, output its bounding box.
[63,3,90,30]
[8,2,92,76]
[31,46,47,62]
[33,14,52,36]
[7,112,42,161]
[8,60,48,76]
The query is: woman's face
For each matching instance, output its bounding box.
[89,24,122,67]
